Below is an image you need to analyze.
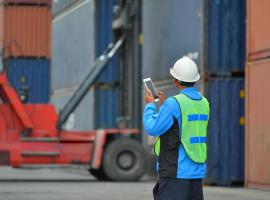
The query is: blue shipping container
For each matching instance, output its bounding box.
[205,78,244,185]
[95,86,119,128]
[95,0,119,84]
[205,0,246,75]
[6,58,50,103]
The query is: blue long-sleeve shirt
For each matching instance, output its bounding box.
[143,87,206,179]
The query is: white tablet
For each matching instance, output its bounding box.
[143,78,158,100]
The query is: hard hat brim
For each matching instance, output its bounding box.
[170,68,200,82]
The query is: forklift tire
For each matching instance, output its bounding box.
[102,138,146,181]
[89,168,108,181]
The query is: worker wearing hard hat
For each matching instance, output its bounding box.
[144,56,210,200]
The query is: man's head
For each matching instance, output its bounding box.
[170,56,199,89]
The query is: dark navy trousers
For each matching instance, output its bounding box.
[153,178,204,200]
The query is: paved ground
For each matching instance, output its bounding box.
[0,167,269,200]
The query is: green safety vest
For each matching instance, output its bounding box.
[154,94,210,163]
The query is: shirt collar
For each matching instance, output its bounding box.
[180,87,197,94]
[179,87,202,100]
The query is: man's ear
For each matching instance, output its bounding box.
[174,79,183,89]
[173,79,177,87]
[174,79,179,87]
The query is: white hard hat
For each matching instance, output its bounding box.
[170,56,200,82]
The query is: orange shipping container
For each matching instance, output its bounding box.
[0,5,51,58]
[247,0,270,61]
[245,58,270,190]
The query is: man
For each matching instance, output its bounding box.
[143,56,210,200]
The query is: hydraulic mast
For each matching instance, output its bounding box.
[57,36,125,129]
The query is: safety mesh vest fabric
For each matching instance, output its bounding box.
[154,94,209,164]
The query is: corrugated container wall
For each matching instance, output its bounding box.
[51,0,95,130]
[245,59,270,189]
[0,4,51,58]
[6,58,50,103]
[204,0,246,75]
[247,0,270,61]
[142,0,202,81]
[205,78,245,185]
[95,0,119,84]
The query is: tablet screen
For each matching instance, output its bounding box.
[144,79,158,98]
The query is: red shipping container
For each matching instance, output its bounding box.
[245,58,270,190]
[0,5,51,58]
[247,0,270,61]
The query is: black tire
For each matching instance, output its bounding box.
[102,138,146,181]
[89,168,108,181]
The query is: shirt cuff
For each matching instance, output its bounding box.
[145,102,156,109]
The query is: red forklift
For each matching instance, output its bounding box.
[0,0,146,181]
[0,37,146,181]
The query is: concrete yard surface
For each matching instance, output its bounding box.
[0,167,269,200]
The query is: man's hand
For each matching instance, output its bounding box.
[157,90,166,106]
[145,89,155,103]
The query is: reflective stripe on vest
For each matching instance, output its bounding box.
[154,94,209,164]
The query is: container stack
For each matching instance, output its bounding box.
[203,0,246,185]
[245,0,270,190]
[0,0,51,103]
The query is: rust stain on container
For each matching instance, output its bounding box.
[247,0,270,60]
[0,5,51,58]
[245,58,270,190]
